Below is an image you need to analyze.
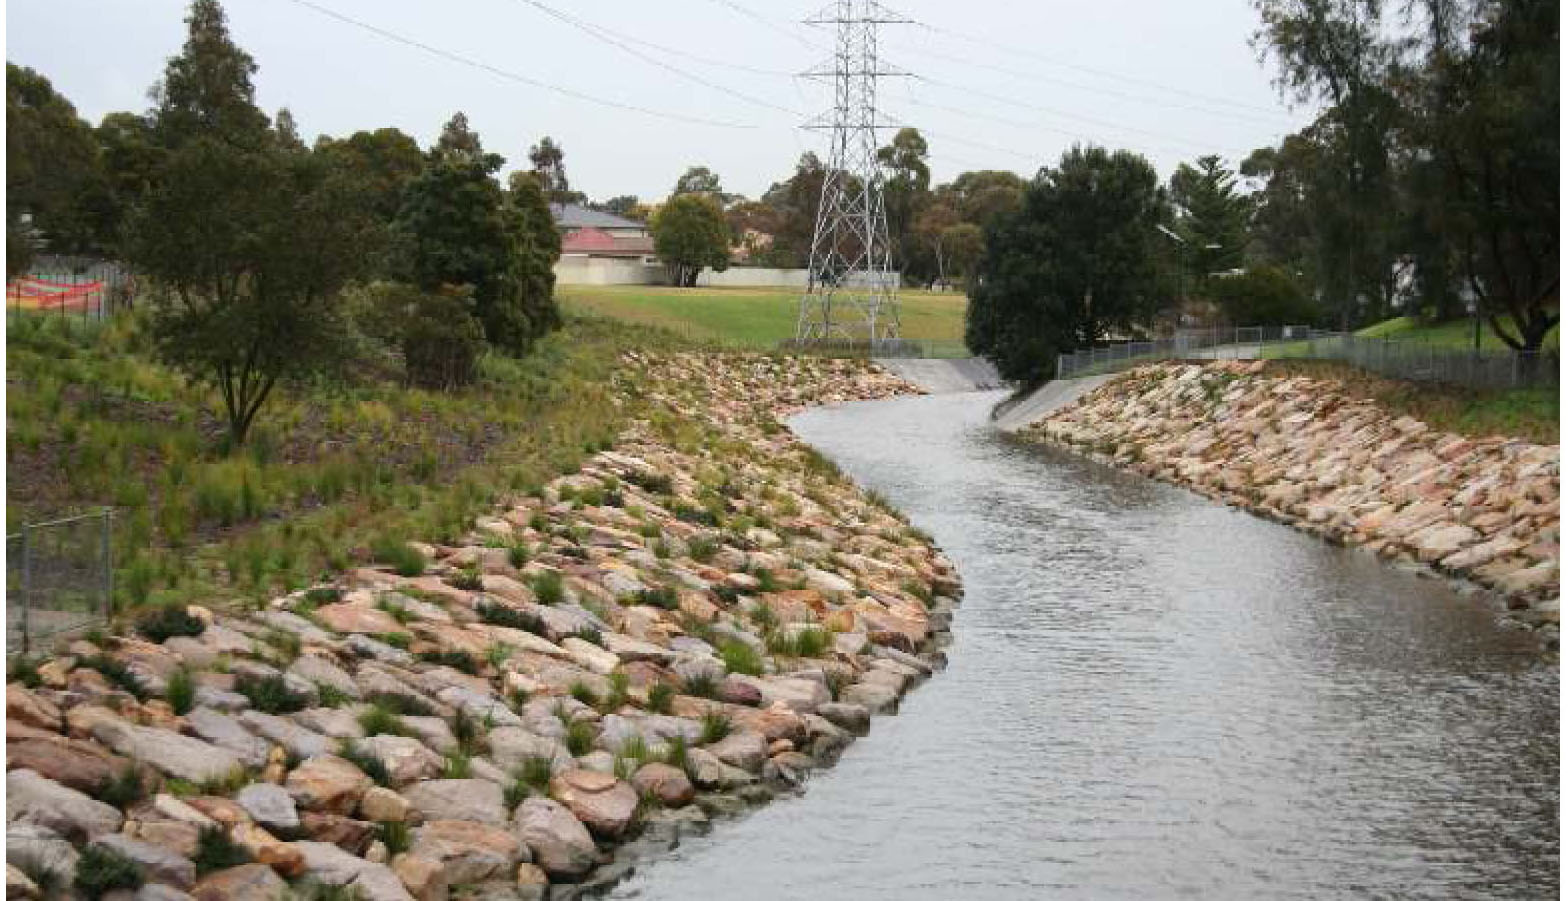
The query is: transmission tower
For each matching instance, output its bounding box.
[796,0,909,346]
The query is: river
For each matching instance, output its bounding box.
[609,389,1558,900]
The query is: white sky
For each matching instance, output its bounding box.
[6,0,1317,202]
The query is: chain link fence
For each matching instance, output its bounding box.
[1056,325,1558,391]
[7,509,114,655]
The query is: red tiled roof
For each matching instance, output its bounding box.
[562,227,653,256]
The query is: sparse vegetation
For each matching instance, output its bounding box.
[647,681,675,714]
[234,672,308,714]
[165,666,196,714]
[699,710,732,744]
[74,845,144,900]
[193,825,251,876]
[135,604,206,642]
[719,638,764,676]
[564,719,597,756]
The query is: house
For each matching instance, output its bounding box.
[551,203,654,260]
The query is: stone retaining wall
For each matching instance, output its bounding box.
[1022,361,1559,644]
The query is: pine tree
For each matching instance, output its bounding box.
[151,0,271,150]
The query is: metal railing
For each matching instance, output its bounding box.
[6,255,135,323]
[1056,326,1559,391]
[7,509,114,655]
[777,337,965,359]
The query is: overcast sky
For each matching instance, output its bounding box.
[8,0,1317,202]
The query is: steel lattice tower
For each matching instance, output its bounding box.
[796,0,909,346]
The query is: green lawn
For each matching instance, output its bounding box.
[1356,315,1559,351]
[558,284,969,354]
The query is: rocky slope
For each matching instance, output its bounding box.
[1023,361,1559,643]
[6,353,962,901]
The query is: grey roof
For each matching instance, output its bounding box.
[550,203,646,230]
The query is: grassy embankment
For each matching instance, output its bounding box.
[558,284,970,355]
[1255,315,1559,444]
[5,309,700,615]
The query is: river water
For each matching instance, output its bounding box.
[609,389,1559,900]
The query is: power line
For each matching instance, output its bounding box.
[897,35,1300,128]
[508,0,804,116]
[914,19,1295,119]
[701,0,826,50]
[278,0,756,129]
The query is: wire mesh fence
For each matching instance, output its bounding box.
[7,509,114,655]
[1056,326,1559,391]
[6,255,135,323]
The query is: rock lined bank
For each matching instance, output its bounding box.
[6,354,962,900]
[1022,361,1559,643]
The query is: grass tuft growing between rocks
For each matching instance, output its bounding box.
[235,673,309,714]
[357,704,412,738]
[376,821,412,856]
[165,666,196,715]
[647,682,675,714]
[193,825,252,875]
[74,844,144,900]
[719,639,764,676]
[564,719,597,757]
[134,604,206,643]
[92,764,148,808]
[338,742,392,788]
[699,711,732,745]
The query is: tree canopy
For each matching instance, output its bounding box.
[651,193,731,287]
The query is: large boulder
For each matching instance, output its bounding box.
[230,822,306,877]
[6,770,123,841]
[89,835,196,890]
[357,736,443,787]
[486,728,571,774]
[238,711,332,760]
[510,798,597,879]
[235,783,299,831]
[400,780,506,826]
[287,656,360,700]
[312,604,406,636]
[358,787,412,824]
[706,730,767,772]
[185,708,271,768]
[6,685,62,732]
[292,841,413,901]
[631,763,694,807]
[5,734,132,794]
[89,722,244,783]
[546,769,638,839]
[286,755,372,815]
[6,824,79,887]
[191,863,288,901]
[409,820,524,885]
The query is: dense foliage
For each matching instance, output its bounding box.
[651,193,731,287]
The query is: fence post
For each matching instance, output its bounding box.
[19,523,32,655]
[102,507,114,623]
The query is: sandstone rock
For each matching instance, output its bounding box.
[288,656,360,700]
[547,769,638,838]
[230,822,306,877]
[396,717,456,754]
[292,841,413,901]
[6,769,123,841]
[706,730,767,772]
[816,701,871,734]
[410,820,524,884]
[6,824,78,887]
[559,637,619,675]
[510,798,597,879]
[150,796,218,830]
[313,604,406,636]
[128,820,200,858]
[1497,561,1559,596]
[6,863,37,901]
[91,721,244,783]
[358,735,444,787]
[631,763,694,806]
[236,783,299,831]
[6,685,62,733]
[286,755,372,815]
[486,728,572,773]
[298,813,375,855]
[400,779,506,826]
[841,682,899,714]
[6,734,132,793]
[359,786,413,824]
[90,835,196,890]
[184,708,271,768]
[389,853,445,901]
[190,863,287,901]
[239,711,332,760]
[716,676,763,706]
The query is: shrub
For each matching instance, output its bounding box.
[447,564,483,592]
[519,755,554,791]
[626,471,672,494]
[637,586,680,611]
[680,672,717,699]
[646,682,675,714]
[398,285,487,390]
[442,751,472,779]
[564,719,596,756]
[234,673,308,714]
[8,655,42,689]
[530,570,564,605]
[452,707,484,754]
[74,845,143,900]
[315,682,352,708]
[507,543,529,569]
[377,821,412,856]
[357,704,411,738]
[371,536,425,577]
[794,627,831,658]
[135,605,206,643]
[165,666,196,715]
[568,681,599,708]
[719,639,763,676]
[698,711,732,745]
[337,742,391,787]
[688,536,719,563]
[363,691,434,717]
[193,825,251,876]
[93,765,147,808]
[477,601,545,636]
[416,649,478,675]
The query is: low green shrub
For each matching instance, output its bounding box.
[416,649,478,675]
[165,666,196,715]
[699,711,732,744]
[564,719,596,756]
[646,682,675,714]
[234,673,308,714]
[193,825,251,876]
[531,570,565,605]
[74,845,143,900]
[719,639,763,676]
[337,742,391,787]
[363,691,434,717]
[371,536,425,577]
[135,605,206,643]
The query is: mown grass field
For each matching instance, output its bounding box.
[558,284,970,352]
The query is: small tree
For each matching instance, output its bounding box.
[651,193,730,287]
[129,138,372,446]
